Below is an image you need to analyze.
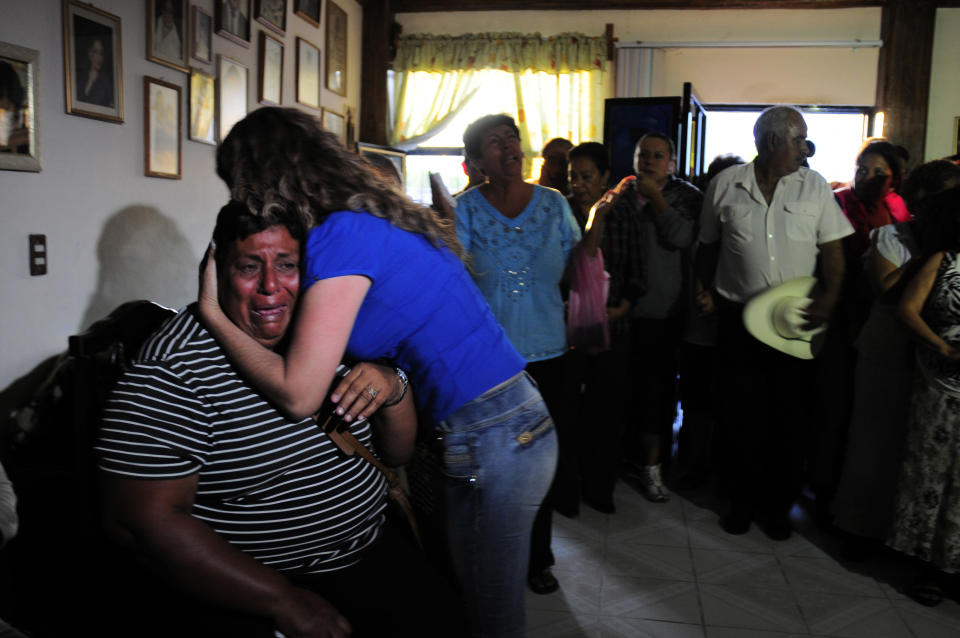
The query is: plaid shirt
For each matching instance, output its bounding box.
[570,193,646,341]
[611,176,703,322]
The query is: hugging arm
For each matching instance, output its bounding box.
[199,245,372,421]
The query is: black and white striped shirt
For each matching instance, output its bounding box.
[95,307,387,574]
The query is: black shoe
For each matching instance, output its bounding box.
[676,469,708,491]
[719,510,751,535]
[528,569,560,595]
[583,494,616,514]
[757,512,792,541]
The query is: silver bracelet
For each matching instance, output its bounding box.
[382,367,409,407]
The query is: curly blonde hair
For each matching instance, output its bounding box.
[216,107,464,259]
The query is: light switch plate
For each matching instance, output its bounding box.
[29,234,46,276]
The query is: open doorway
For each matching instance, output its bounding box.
[702,105,873,186]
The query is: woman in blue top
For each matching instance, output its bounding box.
[200,107,557,638]
[455,115,581,597]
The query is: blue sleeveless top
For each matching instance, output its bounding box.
[303,210,525,424]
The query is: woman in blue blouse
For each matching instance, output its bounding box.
[200,107,557,638]
[455,114,582,596]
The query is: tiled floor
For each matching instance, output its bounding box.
[526,479,960,638]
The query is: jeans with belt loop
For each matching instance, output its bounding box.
[437,371,559,638]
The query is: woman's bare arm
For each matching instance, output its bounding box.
[199,249,371,420]
[897,252,960,360]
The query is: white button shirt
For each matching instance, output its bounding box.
[699,162,853,303]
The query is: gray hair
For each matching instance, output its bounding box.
[753,105,805,149]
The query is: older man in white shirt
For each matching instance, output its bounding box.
[696,105,853,540]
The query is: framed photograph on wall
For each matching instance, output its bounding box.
[215,0,250,47]
[258,31,283,106]
[321,107,344,143]
[217,54,248,141]
[357,142,405,183]
[62,0,124,123]
[189,68,216,145]
[0,40,41,172]
[191,6,212,64]
[255,0,286,34]
[147,0,188,73]
[295,37,319,109]
[293,0,319,28]
[144,76,181,179]
[954,116,960,156]
[324,1,346,96]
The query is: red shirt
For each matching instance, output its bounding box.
[834,186,911,259]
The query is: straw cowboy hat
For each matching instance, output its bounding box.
[742,276,828,360]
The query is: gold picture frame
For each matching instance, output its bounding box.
[255,0,286,35]
[357,142,405,183]
[0,40,42,172]
[324,1,346,97]
[147,0,189,73]
[217,54,248,141]
[191,5,213,64]
[144,75,182,179]
[293,0,319,28]
[189,68,216,145]
[215,0,251,47]
[62,0,124,123]
[321,107,344,143]
[296,37,320,110]
[953,116,960,156]
[258,31,283,106]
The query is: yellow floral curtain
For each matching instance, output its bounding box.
[391,31,608,164]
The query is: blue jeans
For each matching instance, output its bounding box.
[437,371,558,638]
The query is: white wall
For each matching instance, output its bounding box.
[925,8,960,161]
[397,8,881,104]
[0,0,362,390]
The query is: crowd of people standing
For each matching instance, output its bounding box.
[50,103,960,638]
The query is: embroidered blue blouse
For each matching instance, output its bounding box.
[455,185,581,362]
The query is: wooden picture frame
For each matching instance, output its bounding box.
[189,67,216,145]
[293,0,319,28]
[255,0,286,34]
[321,107,344,143]
[62,0,124,123]
[0,41,42,172]
[215,0,250,47]
[217,54,248,141]
[258,31,283,106]
[144,76,182,179]
[324,1,346,96]
[295,37,319,110]
[357,142,405,183]
[953,116,960,156]
[191,6,213,64]
[147,0,188,73]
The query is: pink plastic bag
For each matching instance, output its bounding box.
[567,244,610,354]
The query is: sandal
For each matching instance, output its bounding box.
[910,580,944,607]
[528,568,560,595]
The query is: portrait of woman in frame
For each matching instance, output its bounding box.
[63,0,124,123]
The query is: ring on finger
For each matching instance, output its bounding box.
[366,385,379,399]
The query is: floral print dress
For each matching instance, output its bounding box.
[888,251,960,570]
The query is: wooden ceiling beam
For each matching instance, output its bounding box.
[392,0,960,11]
[393,0,883,12]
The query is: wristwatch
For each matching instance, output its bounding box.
[383,367,409,407]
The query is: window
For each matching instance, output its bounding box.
[703,105,872,185]
[400,68,602,204]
